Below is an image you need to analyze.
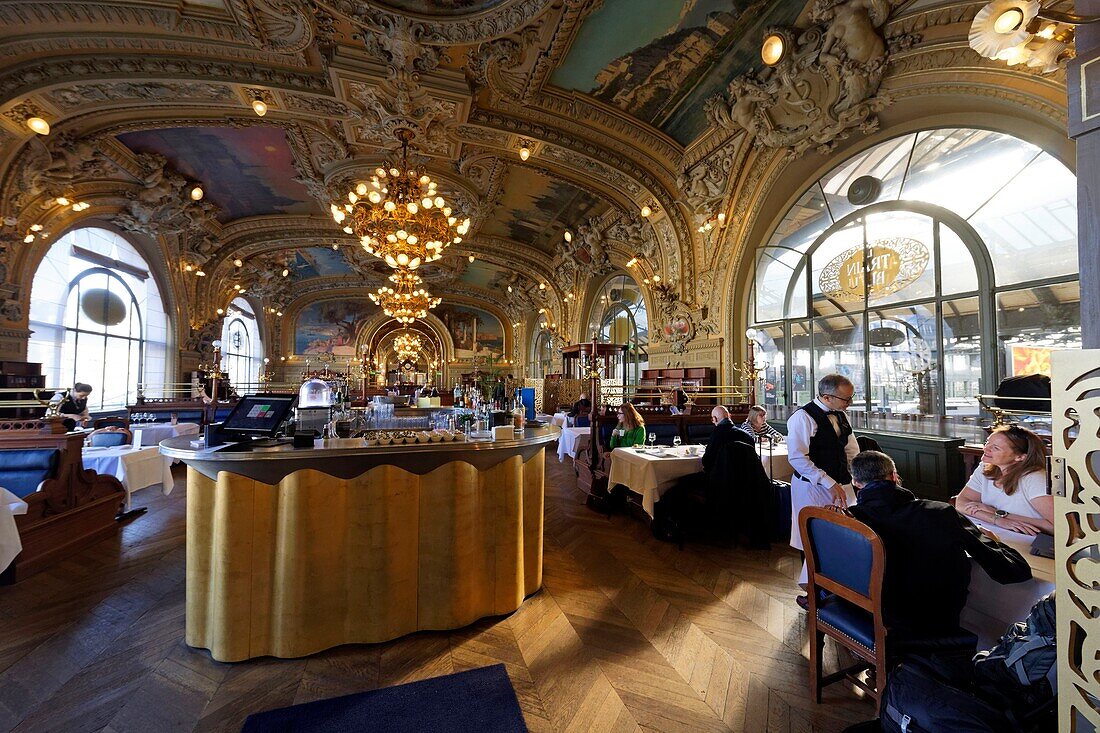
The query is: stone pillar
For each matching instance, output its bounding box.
[1070,3,1100,347]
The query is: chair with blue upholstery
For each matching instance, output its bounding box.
[88,427,132,447]
[799,505,887,709]
[646,422,680,446]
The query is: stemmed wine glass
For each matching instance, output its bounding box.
[647,432,656,450]
[672,435,682,450]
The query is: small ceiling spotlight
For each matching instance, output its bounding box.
[468,255,475,262]
[55,197,70,206]
[761,33,786,66]
[190,185,204,201]
[252,100,268,117]
[281,268,290,277]
[196,269,206,277]
[25,116,49,135]
[23,234,34,243]
[216,308,225,315]
[563,231,572,243]
[519,146,531,161]
[29,224,42,232]
[626,256,638,267]
[640,205,652,218]
[234,258,243,267]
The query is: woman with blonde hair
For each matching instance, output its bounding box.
[956,424,1053,535]
[609,402,646,448]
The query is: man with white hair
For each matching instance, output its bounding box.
[787,374,860,599]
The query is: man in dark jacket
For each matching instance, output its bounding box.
[702,405,755,472]
[848,451,1032,636]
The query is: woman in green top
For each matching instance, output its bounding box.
[609,402,647,448]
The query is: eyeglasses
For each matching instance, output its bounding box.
[822,393,853,404]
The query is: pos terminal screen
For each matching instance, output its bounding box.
[220,395,296,437]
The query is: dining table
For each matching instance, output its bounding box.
[550,412,573,429]
[82,444,175,512]
[608,442,795,518]
[128,421,200,447]
[0,486,28,573]
[556,426,591,462]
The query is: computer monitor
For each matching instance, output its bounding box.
[219,394,297,438]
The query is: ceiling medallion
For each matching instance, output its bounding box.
[332,128,469,271]
[369,269,442,324]
[393,329,422,361]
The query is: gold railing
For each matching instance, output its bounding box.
[0,386,66,410]
[976,393,1051,427]
[602,384,753,405]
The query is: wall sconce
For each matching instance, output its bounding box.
[969,0,1093,73]
[696,211,727,234]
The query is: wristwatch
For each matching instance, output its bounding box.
[994,509,1008,519]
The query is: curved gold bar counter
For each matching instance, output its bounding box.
[160,427,556,662]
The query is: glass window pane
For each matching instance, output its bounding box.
[901,129,1039,219]
[769,186,833,253]
[968,154,1077,285]
[814,315,866,411]
[864,210,935,306]
[942,297,982,416]
[811,220,864,316]
[756,247,806,321]
[939,223,979,295]
[997,283,1080,378]
[820,133,915,219]
[789,321,812,406]
[754,323,786,407]
[867,303,939,415]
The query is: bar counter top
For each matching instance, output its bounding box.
[159,425,558,484]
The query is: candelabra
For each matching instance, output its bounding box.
[742,328,769,405]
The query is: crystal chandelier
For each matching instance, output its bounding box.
[331,129,470,270]
[369,269,441,325]
[393,330,422,361]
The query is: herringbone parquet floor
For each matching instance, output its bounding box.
[0,455,875,732]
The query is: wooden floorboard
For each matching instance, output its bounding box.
[0,456,876,732]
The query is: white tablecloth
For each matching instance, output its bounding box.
[550,412,573,428]
[608,444,794,517]
[82,445,174,511]
[557,427,591,462]
[129,422,200,446]
[962,519,1055,646]
[608,446,704,517]
[0,487,27,573]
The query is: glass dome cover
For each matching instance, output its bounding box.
[298,378,333,408]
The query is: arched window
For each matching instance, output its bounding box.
[587,274,649,384]
[28,227,168,411]
[220,298,262,390]
[749,128,1078,415]
[531,330,555,378]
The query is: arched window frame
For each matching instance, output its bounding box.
[749,128,1079,415]
[586,273,649,385]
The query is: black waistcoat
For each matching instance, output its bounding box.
[801,401,852,485]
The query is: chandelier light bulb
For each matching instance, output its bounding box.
[993,8,1024,33]
[23,234,34,243]
[356,183,368,196]
[190,186,204,201]
[26,116,50,135]
[29,223,42,232]
[368,191,382,203]
[376,167,387,178]
[252,100,268,116]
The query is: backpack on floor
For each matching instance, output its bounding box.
[881,657,1014,733]
[973,594,1057,723]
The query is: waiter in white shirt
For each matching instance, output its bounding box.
[787,374,860,587]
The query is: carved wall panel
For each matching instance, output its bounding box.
[1052,350,1100,732]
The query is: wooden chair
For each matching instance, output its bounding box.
[93,416,129,430]
[799,506,888,709]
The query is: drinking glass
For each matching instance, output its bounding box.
[672,436,682,449]
[647,432,656,449]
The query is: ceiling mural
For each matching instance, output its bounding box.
[285,247,356,280]
[117,127,320,222]
[478,167,609,255]
[551,0,803,144]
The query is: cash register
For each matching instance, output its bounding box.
[207,394,297,450]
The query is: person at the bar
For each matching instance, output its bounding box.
[738,405,784,443]
[955,424,1054,536]
[848,450,1031,636]
[787,373,860,597]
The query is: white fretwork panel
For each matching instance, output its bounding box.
[1052,350,1100,731]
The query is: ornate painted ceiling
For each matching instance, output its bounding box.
[0,0,1071,371]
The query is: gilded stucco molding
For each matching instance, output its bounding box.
[318,0,558,45]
